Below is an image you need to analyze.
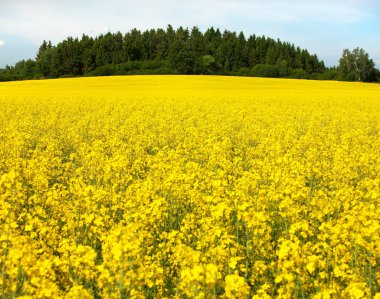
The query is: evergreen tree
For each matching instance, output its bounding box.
[1,25,337,81]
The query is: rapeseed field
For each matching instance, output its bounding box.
[1,75,380,298]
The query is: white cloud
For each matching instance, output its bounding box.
[0,0,378,67]
[102,26,111,34]
[0,40,5,47]
[0,0,377,44]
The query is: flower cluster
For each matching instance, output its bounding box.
[1,76,380,298]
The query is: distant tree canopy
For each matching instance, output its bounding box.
[0,26,378,82]
[338,47,376,82]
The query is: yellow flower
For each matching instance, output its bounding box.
[224,272,250,298]
[1,75,379,298]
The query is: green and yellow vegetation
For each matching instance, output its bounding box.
[1,76,380,298]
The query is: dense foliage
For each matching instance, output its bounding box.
[1,76,380,298]
[338,47,378,82]
[0,25,327,81]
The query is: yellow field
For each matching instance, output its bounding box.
[1,76,380,298]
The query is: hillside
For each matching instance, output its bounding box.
[0,25,326,81]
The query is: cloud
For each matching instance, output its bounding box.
[102,26,111,34]
[205,0,376,24]
[0,0,378,44]
[0,40,5,47]
[0,0,379,67]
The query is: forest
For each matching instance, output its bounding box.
[0,25,379,82]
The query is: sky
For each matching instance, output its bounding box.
[0,0,379,68]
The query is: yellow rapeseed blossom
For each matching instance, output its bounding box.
[0,75,380,297]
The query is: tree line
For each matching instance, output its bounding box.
[0,25,379,82]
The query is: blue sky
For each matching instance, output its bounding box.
[0,0,379,68]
